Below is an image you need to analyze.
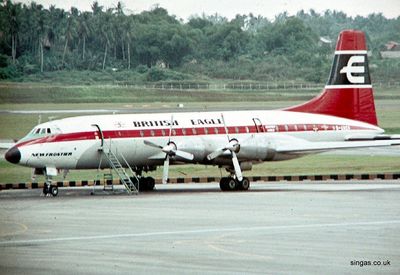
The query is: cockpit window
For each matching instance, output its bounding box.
[19,124,61,143]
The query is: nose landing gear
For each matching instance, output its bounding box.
[43,181,59,197]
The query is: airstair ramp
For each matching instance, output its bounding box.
[101,141,139,195]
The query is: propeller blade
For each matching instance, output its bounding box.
[143,140,163,149]
[162,155,170,184]
[162,143,176,154]
[175,150,194,160]
[168,115,174,142]
[225,139,239,152]
[231,151,243,181]
[207,148,226,160]
[220,113,230,141]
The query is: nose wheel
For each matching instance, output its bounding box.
[43,182,58,197]
[219,177,250,191]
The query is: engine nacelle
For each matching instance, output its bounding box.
[237,135,277,161]
[175,136,208,162]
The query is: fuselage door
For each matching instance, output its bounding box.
[252,118,265,133]
[92,124,104,149]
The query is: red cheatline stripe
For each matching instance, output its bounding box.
[16,123,375,148]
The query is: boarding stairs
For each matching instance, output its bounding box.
[101,142,139,195]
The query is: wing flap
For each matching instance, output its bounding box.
[346,134,400,141]
[276,140,400,154]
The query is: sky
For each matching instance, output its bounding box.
[15,0,400,20]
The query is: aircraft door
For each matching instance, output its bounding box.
[92,124,104,149]
[252,118,265,133]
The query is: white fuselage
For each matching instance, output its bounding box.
[15,109,383,171]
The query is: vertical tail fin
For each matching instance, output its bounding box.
[285,30,378,125]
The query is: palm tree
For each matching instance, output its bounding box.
[101,9,114,70]
[114,2,125,61]
[35,5,47,72]
[4,1,21,64]
[125,18,136,69]
[91,1,103,15]
[62,8,77,67]
[78,12,90,60]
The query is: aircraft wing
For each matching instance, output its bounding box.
[275,139,400,155]
[345,134,400,141]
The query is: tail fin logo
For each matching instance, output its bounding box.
[339,55,365,84]
[326,51,371,87]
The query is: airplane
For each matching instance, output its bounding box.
[4,29,400,196]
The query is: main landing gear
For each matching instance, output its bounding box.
[131,176,156,192]
[219,177,250,191]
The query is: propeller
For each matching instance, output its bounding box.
[144,115,194,184]
[207,113,243,181]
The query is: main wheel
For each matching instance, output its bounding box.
[144,177,155,191]
[219,177,229,191]
[227,178,237,191]
[138,177,155,191]
[129,177,140,190]
[237,177,250,191]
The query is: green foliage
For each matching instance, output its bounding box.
[0,3,399,83]
[136,64,148,73]
[0,54,9,67]
[0,65,19,79]
[146,68,189,82]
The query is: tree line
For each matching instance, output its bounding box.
[0,1,399,82]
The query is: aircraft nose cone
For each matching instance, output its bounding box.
[5,146,21,164]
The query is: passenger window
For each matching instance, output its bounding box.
[140,131,144,137]
[182,129,186,135]
[245,127,249,133]
[284,125,289,131]
[204,128,208,134]
[235,127,239,133]
[161,129,166,136]
[214,128,219,134]
[150,130,155,137]
[192,128,197,135]
[172,129,176,136]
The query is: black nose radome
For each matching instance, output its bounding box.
[5,146,21,164]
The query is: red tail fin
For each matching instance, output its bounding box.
[285,30,377,125]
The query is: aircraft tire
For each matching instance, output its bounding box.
[144,177,155,191]
[50,185,58,196]
[219,177,229,191]
[138,177,155,191]
[237,177,250,191]
[227,178,237,191]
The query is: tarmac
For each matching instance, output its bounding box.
[0,181,400,274]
